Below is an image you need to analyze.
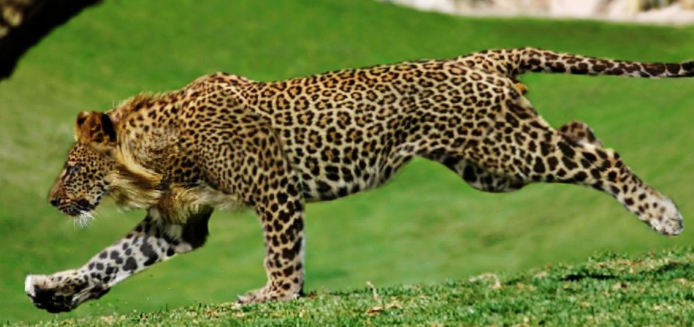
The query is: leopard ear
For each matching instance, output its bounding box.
[75,111,117,145]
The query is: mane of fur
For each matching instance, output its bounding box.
[107,93,167,213]
[104,92,243,223]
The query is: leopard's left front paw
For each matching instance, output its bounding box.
[25,271,110,313]
[236,283,302,305]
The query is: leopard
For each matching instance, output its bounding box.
[25,47,690,313]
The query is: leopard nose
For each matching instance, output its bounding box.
[48,183,66,208]
[49,197,62,208]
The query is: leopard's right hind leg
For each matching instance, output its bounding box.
[457,101,683,236]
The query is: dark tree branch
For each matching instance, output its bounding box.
[0,0,102,82]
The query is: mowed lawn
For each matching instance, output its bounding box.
[0,0,693,323]
[12,248,694,327]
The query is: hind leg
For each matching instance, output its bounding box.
[460,101,682,235]
[427,120,602,193]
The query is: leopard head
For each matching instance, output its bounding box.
[48,111,118,222]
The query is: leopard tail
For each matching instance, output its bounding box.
[459,47,694,79]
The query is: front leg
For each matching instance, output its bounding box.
[200,113,306,304]
[237,179,306,304]
[25,207,212,313]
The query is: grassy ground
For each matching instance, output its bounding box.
[0,0,693,324]
[8,248,694,326]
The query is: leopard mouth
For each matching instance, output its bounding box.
[55,199,98,228]
[57,200,95,217]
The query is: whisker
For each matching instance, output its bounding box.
[76,211,94,229]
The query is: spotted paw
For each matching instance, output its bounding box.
[236,284,301,305]
[646,196,684,236]
[25,271,110,313]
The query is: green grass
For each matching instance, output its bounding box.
[8,248,694,326]
[1,0,693,324]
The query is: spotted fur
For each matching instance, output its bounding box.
[28,47,688,312]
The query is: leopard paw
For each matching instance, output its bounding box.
[236,283,301,305]
[25,271,110,313]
